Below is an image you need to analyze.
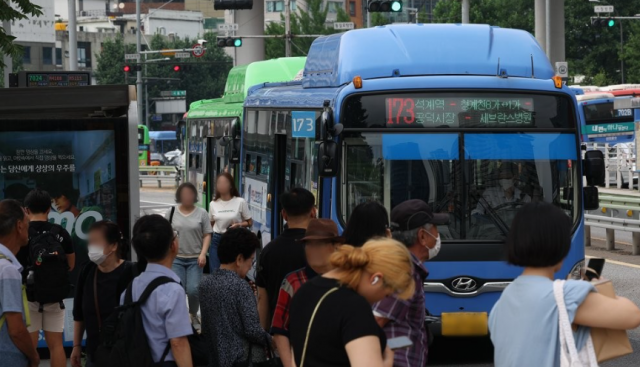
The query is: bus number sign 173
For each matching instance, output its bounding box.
[292,111,316,138]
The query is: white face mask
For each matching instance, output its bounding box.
[88,244,110,265]
[499,179,514,191]
[424,229,441,260]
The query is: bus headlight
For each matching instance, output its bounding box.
[567,259,585,280]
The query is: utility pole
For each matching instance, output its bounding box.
[136,0,144,125]
[2,21,11,88]
[461,0,469,23]
[68,0,78,70]
[285,0,291,57]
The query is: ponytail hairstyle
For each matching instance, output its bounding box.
[330,238,414,300]
[89,220,129,260]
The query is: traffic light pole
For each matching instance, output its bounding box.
[285,0,291,57]
[136,0,144,127]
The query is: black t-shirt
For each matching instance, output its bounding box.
[289,277,387,367]
[17,221,74,279]
[255,228,307,323]
[73,261,137,360]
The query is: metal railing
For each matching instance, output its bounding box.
[139,166,182,188]
[585,191,640,255]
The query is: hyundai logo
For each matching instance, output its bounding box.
[451,277,478,292]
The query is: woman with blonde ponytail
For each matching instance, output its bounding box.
[289,238,414,367]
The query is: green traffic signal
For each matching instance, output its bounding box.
[608,19,615,27]
[390,0,402,12]
[234,38,243,47]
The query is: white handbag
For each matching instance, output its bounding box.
[553,280,599,367]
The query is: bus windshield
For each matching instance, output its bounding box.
[583,102,634,125]
[341,92,579,241]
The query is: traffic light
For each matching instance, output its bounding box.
[123,64,141,73]
[214,0,252,10]
[368,0,402,12]
[171,64,193,72]
[217,37,243,48]
[591,17,615,27]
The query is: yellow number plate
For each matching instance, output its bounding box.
[441,312,488,337]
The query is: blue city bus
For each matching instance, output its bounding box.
[576,92,636,145]
[241,24,603,337]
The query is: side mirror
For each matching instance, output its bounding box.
[318,140,339,177]
[229,119,241,164]
[583,186,599,211]
[583,150,605,186]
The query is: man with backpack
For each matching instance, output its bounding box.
[114,214,193,367]
[21,189,75,367]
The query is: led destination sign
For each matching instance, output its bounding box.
[385,97,534,126]
[26,72,90,87]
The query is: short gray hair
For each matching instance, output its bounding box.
[0,199,25,237]
[392,223,432,248]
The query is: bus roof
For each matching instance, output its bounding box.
[576,92,614,102]
[223,57,306,103]
[149,131,176,140]
[302,24,553,88]
[600,84,640,91]
[609,89,640,97]
[187,57,306,119]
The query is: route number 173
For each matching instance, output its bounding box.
[291,111,316,138]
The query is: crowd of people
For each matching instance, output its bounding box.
[1,175,640,367]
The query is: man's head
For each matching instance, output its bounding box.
[301,219,343,273]
[24,189,52,217]
[497,162,518,191]
[280,188,316,226]
[0,199,30,253]
[132,214,178,263]
[390,199,448,261]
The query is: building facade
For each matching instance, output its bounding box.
[13,0,57,72]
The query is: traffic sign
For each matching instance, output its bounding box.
[555,62,568,78]
[124,53,140,60]
[175,52,191,59]
[594,5,614,13]
[334,22,354,30]
[192,44,205,58]
[161,49,176,56]
[217,23,239,31]
[161,90,187,97]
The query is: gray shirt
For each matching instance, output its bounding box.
[166,206,213,258]
[489,276,594,367]
[120,264,192,362]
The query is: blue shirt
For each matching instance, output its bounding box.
[120,263,192,362]
[489,275,594,367]
[0,243,28,367]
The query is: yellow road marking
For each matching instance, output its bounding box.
[586,255,640,269]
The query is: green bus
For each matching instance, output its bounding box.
[183,57,306,209]
[138,124,150,166]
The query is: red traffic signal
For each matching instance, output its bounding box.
[123,65,131,72]
[173,65,181,72]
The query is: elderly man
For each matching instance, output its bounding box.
[373,199,448,367]
[0,199,40,367]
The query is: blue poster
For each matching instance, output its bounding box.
[291,111,316,138]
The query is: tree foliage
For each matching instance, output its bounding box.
[95,32,232,123]
[265,0,351,59]
[433,0,640,84]
[0,0,42,69]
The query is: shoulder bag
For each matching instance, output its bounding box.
[299,287,339,367]
[590,279,633,363]
[553,280,598,367]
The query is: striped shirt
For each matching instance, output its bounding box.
[0,243,28,367]
[372,253,429,367]
[270,266,318,336]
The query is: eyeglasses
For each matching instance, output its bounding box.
[173,230,180,239]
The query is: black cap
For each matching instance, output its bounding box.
[390,199,449,231]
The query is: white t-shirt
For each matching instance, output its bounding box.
[209,196,251,234]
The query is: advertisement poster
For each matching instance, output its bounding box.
[243,176,270,246]
[0,130,117,346]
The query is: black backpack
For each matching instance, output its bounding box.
[98,276,175,367]
[27,225,70,306]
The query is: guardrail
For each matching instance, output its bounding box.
[585,191,640,255]
[139,166,183,188]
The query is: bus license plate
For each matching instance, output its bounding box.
[441,312,488,336]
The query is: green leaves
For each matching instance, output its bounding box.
[0,0,43,69]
